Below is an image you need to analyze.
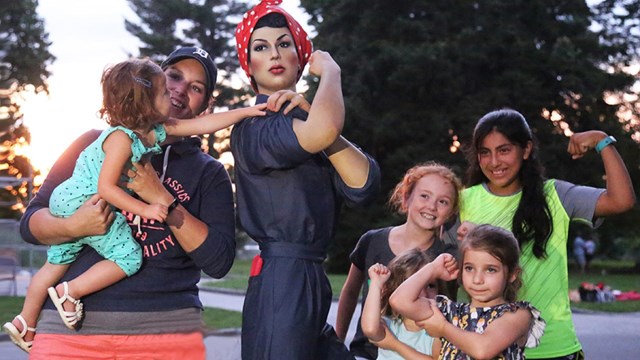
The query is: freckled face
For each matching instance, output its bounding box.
[248,26,300,95]
[477,130,532,196]
[164,58,207,119]
[404,174,457,232]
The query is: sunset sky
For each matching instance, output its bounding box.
[22,0,308,177]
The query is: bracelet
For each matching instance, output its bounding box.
[167,197,179,215]
[595,135,616,154]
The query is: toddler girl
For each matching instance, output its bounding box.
[362,249,441,359]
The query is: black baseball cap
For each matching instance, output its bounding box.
[161,47,218,113]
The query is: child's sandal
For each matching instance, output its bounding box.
[47,281,84,329]
[2,314,36,353]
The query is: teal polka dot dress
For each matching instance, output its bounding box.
[48,125,166,276]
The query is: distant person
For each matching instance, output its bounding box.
[7,47,291,359]
[454,109,635,358]
[573,233,587,275]
[336,162,460,359]
[361,250,442,359]
[391,225,547,360]
[233,1,381,358]
[585,237,596,271]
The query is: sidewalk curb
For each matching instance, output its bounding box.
[199,285,246,296]
[205,328,241,337]
[0,285,243,344]
[198,284,342,301]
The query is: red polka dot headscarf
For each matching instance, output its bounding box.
[235,0,313,91]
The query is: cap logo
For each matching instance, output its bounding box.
[193,47,209,59]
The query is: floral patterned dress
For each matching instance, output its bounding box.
[436,295,546,360]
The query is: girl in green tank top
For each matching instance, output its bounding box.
[457,109,635,359]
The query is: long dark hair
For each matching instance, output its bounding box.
[464,109,552,258]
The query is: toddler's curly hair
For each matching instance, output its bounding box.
[99,58,167,131]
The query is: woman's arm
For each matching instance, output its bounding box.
[361,264,390,342]
[20,129,114,245]
[265,87,369,189]
[268,59,369,189]
[390,254,458,321]
[126,157,236,273]
[266,90,311,114]
[163,104,267,137]
[420,301,531,360]
[568,131,636,216]
[335,264,365,341]
[126,161,209,253]
[99,130,167,222]
[325,136,371,189]
[28,195,114,245]
[292,50,344,154]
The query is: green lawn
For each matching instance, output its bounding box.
[0,296,23,319]
[2,259,635,333]
[204,259,640,313]
[0,296,242,331]
[567,271,640,312]
[202,259,348,296]
[202,307,242,330]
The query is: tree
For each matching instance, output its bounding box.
[126,0,252,160]
[300,0,640,271]
[0,0,55,219]
[125,0,252,105]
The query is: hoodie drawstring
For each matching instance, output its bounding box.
[134,145,172,235]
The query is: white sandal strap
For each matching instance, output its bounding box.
[14,315,36,335]
[59,282,83,324]
[48,282,84,329]
[61,281,80,304]
[4,317,36,353]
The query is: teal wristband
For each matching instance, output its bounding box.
[595,136,616,153]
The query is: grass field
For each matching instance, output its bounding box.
[204,259,640,312]
[1,259,636,332]
[0,296,242,330]
[204,259,349,297]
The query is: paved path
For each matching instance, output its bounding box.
[0,272,358,360]
[199,287,361,336]
[171,290,640,359]
[1,272,639,359]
